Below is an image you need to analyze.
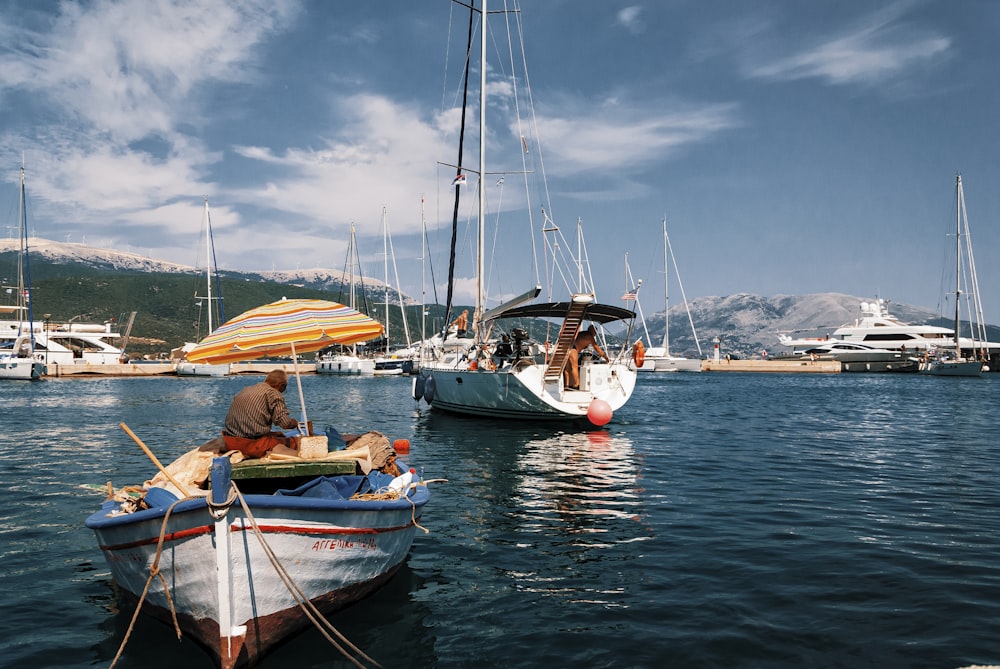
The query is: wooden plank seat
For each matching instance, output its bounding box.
[231,459,359,480]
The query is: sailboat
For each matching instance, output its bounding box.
[415,0,638,422]
[0,165,47,380]
[919,174,987,377]
[316,223,376,375]
[635,216,702,372]
[176,199,230,377]
[373,207,417,376]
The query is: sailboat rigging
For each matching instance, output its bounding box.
[373,207,418,376]
[175,199,230,376]
[316,223,376,375]
[415,0,638,422]
[919,174,988,376]
[0,165,47,380]
[633,216,702,372]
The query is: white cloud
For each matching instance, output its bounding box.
[748,4,951,86]
[616,7,644,35]
[532,99,740,176]
[231,93,451,235]
[3,0,298,142]
[0,0,300,257]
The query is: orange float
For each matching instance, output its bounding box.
[633,340,646,368]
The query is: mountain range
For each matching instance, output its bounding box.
[0,237,982,359]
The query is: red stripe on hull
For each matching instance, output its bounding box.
[98,515,421,552]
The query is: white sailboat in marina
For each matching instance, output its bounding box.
[635,216,702,373]
[919,174,988,377]
[316,223,376,375]
[373,207,418,376]
[176,199,230,377]
[415,0,638,422]
[0,165,47,380]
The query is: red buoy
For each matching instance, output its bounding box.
[587,398,612,426]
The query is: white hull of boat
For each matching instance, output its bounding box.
[316,355,375,376]
[0,355,46,380]
[637,348,702,372]
[175,361,231,377]
[374,355,416,376]
[423,359,636,420]
[0,324,125,365]
[919,359,984,377]
[87,483,428,667]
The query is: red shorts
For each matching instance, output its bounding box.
[222,432,300,458]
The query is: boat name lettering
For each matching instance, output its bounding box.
[106,550,146,564]
[311,537,378,552]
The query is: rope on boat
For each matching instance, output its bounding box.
[230,483,383,669]
[109,497,188,669]
[205,484,238,520]
[353,479,447,534]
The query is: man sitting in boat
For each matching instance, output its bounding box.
[222,370,301,458]
[564,325,608,390]
[493,334,514,360]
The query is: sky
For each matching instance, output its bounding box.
[1,0,999,321]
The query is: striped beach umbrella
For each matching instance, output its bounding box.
[185,298,384,365]
[186,298,384,429]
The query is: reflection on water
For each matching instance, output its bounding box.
[516,431,644,529]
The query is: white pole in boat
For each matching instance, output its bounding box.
[210,458,246,663]
[290,340,308,432]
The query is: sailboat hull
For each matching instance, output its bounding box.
[176,361,231,377]
[637,348,702,372]
[316,355,375,376]
[919,359,984,377]
[425,360,636,420]
[0,357,46,380]
[651,356,702,372]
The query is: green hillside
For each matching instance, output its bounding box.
[16,264,456,358]
[3,254,572,359]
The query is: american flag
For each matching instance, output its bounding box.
[621,289,638,301]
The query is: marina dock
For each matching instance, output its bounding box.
[42,358,844,376]
[43,361,317,377]
[701,358,841,373]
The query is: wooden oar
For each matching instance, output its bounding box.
[120,422,192,498]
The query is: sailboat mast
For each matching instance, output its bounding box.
[954,175,962,351]
[18,165,35,347]
[420,196,426,344]
[442,0,476,338]
[660,216,669,353]
[16,167,26,325]
[474,0,487,337]
[347,223,359,355]
[204,199,213,333]
[383,207,390,355]
[348,223,356,310]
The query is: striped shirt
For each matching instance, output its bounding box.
[224,382,298,439]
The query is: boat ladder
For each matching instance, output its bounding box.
[543,300,589,382]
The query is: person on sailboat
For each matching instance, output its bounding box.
[451,309,469,337]
[494,334,514,359]
[222,370,301,458]
[565,325,608,390]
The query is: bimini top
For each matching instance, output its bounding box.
[500,302,635,324]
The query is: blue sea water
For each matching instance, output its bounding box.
[2,372,1000,668]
